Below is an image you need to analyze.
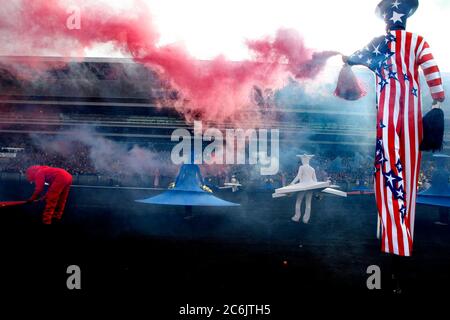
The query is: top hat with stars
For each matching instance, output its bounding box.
[375,0,419,30]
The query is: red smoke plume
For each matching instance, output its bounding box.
[0,0,338,125]
[247,29,339,79]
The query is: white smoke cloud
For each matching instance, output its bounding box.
[30,128,176,177]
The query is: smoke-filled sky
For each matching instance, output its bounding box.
[84,0,450,71]
[0,0,350,124]
[0,0,447,125]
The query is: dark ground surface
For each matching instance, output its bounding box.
[1,181,450,315]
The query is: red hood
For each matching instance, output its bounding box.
[26,165,49,182]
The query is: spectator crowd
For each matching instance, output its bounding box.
[0,135,445,190]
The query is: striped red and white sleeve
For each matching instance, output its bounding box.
[417,39,445,101]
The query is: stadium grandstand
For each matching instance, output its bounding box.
[0,56,448,189]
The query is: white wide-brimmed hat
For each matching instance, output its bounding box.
[296,154,314,162]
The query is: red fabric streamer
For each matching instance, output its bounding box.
[0,201,27,208]
[334,64,366,101]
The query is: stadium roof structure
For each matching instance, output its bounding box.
[0,55,166,101]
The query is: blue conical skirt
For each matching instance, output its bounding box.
[136,189,240,207]
[416,195,450,208]
[417,180,450,208]
[136,164,240,207]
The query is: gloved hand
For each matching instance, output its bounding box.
[432,100,442,109]
[433,98,445,105]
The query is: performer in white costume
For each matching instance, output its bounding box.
[273,155,346,223]
[220,174,242,192]
[230,175,240,193]
[291,155,317,224]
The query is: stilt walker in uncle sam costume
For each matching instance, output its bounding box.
[341,0,446,257]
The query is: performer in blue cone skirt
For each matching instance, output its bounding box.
[136,155,240,218]
[417,154,450,225]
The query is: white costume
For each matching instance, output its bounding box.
[230,175,239,193]
[220,175,242,192]
[291,155,317,224]
[273,154,346,224]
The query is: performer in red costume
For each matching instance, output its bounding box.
[26,166,73,225]
[344,0,445,257]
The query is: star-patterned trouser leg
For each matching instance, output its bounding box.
[374,75,422,257]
